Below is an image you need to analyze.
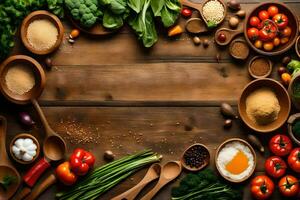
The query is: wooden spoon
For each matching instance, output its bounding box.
[185,18,209,34]
[140,161,182,200]
[214,28,243,46]
[0,116,21,200]
[112,164,161,200]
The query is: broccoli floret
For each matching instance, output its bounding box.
[64,0,99,28]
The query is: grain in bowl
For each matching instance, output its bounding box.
[202,0,225,26]
[216,140,255,182]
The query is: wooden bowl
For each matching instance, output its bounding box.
[248,56,272,79]
[215,138,257,183]
[21,10,64,55]
[238,78,291,133]
[287,113,300,146]
[200,0,227,26]
[296,36,300,58]
[229,39,249,60]
[9,133,40,164]
[244,2,298,56]
[0,55,46,105]
[180,143,210,171]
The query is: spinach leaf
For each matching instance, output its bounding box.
[160,5,178,27]
[165,0,180,11]
[127,0,145,13]
[150,0,164,16]
[110,0,126,15]
[103,9,123,29]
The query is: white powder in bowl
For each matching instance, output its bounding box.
[27,19,58,51]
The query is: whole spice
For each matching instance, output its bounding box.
[250,57,271,77]
[19,112,35,126]
[278,66,287,75]
[229,16,239,29]
[45,58,52,70]
[282,56,291,66]
[236,10,246,18]
[220,102,238,119]
[104,150,115,161]
[247,134,264,153]
[69,29,80,39]
[193,36,201,45]
[203,39,209,48]
[224,119,232,129]
[227,0,241,10]
[183,145,209,169]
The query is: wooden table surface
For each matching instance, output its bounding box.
[3,0,300,199]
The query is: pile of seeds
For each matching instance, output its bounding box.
[183,145,209,168]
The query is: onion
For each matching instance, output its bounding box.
[19,112,35,126]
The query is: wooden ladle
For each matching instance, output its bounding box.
[112,163,161,200]
[215,28,244,46]
[0,116,21,200]
[140,161,182,200]
[0,55,66,187]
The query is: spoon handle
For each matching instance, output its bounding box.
[180,0,201,12]
[24,173,56,200]
[0,116,9,165]
[140,180,166,200]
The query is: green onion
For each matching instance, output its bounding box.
[56,149,161,200]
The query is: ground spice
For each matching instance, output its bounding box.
[230,41,249,59]
[250,58,270,77]
[27,19,58,51]
[5,64,35,95]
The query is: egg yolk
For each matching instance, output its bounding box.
[225,150,249,174]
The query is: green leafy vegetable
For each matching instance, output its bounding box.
[287,60,300,76]
[56,149,161,200]
[207,20,217,29]
[151,0,164,16]
[128,0,145,13]
[0,175,17,191]
[171,169,242,200]
[103,9,124,29]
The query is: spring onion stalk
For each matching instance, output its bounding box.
[56,149,161,200]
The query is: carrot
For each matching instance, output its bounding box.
[168,25,183,37]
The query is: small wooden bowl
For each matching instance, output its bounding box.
[215,138,257,183]
[238,78,291,133]
[10,133,40,164]
[248,56,272,79]
[0,55,46,105]
[21,10,64,55]
[296,36,300,58]
[180,143,210,171]
[287,113,300,146]
[229,39,249,60]
[200,0,227,26]
[244,2,299,56]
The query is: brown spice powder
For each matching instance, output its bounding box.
[231,41,249,58]
[250,58,270,77]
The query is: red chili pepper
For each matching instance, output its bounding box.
[69,148,95,176]
[23,158,51,187]
[181,8,192,18]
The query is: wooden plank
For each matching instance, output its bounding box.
[10,3,300,65]
[35,62,253,103]
[1,106,272,200]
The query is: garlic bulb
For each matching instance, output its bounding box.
[12,138,37,162]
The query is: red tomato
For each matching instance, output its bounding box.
[281,26,292,37]
[267,6,279,17]
[269,134,292,156]
[250,16,261,27]
[247,27,259,41]
[251,175,274,200]
[259,10,269,21]
[265,156,287,178]
[56,161,77,186]
[278,175,299,197]
[259,19,278,41]
[288,148,300,173]
[273,13,289,29]
[181,7,192,18]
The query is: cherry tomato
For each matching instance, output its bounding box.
[278,66,287,75]
[247,27,259,41]
[281,26,292,37]
[281,37,289,44]
[259,10,269,21]
[281,73,291,86]
[273,13,289,29]
[267,6,279,17]
[217,33,226,42]
[269,134,292,156]
[254,40,263,49]
[181,7,192,18]
[278,175,299,197]
[251,175,274,200]
[288,148,300,173]
[273,37,280,46]
[265,156,287,178]
[250,16,261,27]
[263,42,274,51]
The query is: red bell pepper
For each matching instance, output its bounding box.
[69,148,95,176]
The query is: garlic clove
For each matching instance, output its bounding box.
[15,139,24,148]
[23,138,34,147]
[27,150,37,157]
[26,143,37,151]
[22,153,33,162]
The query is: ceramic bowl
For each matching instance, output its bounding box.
[229,39,249,60]
[238,78,291,133]
[21,10,64,55]
[248,56,272,79]
[10,133,40,164]
[180,143,210,171]
[215,138,256,183]
[244,2,298,56]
